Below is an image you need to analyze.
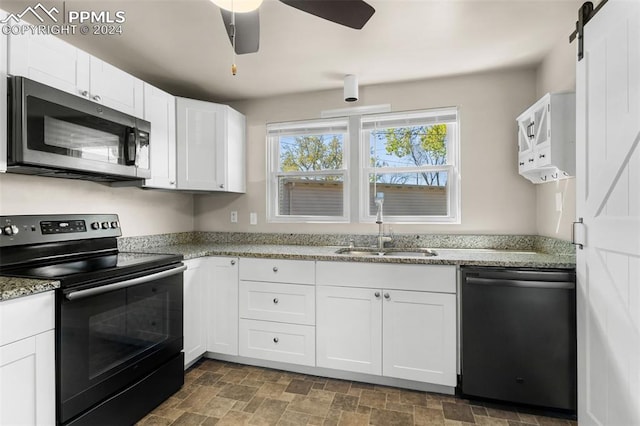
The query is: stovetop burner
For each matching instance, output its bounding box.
[0,214,182,289]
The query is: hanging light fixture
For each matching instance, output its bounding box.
[344,74,359,102]
[210,0,263,13]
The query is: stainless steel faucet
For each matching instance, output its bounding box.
[375,194,391,249]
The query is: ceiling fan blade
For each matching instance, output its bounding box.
[220,9,260,54]
[279,0,375,30]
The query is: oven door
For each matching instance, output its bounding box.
[9,76,150,179]
[57,263,184,424]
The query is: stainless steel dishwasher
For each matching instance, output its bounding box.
[460,266,576,412]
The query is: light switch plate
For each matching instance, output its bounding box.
[250,212,257,225]
[230,211,238,223]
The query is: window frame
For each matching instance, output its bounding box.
[359,108,461,224]
[266,118,350,223]
[265,108,461,224]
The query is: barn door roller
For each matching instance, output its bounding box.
[569,0,608,61]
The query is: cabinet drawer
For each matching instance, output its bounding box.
[0,292,54,347]
[239,319,315,366]
[239,258,314,285]
[518,152,535,172]
[316,262,456,293]
[535,145,552,168]
[240,281,315,325]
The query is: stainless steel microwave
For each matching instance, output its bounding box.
[7,76,150,182]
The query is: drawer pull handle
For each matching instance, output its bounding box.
[273,267,278,272]
[273,337,279,343]
[384,293,390,299]
[231,260,236,265]
[273,298,279,304]
[539,154,546,159]
[374,292,380,298]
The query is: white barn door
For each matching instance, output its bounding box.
[576,1,640,425]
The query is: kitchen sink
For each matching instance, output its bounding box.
[334,247,437,257]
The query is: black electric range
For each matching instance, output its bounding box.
[0,214,185,426]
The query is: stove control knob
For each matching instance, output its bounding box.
[3,225,19,236]
[110,221,119,229]
[91,222,100,230]
[101,222,109,229]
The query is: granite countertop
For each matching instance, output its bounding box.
[0,237,574,302]
[0,277,60,302]
[128,243,576,269]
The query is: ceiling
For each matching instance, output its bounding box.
[0,0,581,102]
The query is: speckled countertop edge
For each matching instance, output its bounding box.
[128,243,576,269]
[0,277,59,302]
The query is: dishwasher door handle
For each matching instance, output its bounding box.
[465,276,575,289]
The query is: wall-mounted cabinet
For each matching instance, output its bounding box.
[8,29,144,118]
[516,92,576,183]
[143,83,177,189]
[176,97,246,192]
[0,9,7,173]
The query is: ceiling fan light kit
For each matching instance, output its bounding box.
[217,0,375,55]
[344,74,358,102]
[211,0,263,13]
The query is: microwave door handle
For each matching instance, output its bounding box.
[125,129,137,165]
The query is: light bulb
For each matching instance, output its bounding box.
[210,0,263,13]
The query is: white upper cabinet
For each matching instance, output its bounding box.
[0,9,7,173]
[143,83,177,189]
[88,57,143,117]
[176,97,246,192]
[516,92,576,183]
[8,29,143,118]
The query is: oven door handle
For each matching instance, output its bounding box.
[66,264,187,300]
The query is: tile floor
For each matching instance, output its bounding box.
[138,359,577,426]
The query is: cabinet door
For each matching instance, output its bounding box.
[382,290,456,386]
[0,9,7,173]
[8,29,90,97]
[176,98,225,191]
[225,106,246,193]
[143,83,177,189]
[183,258,209,367]
[316,286,382,375]
[89,57,144,118]
[0,330,55,426]
[206,257,239,356]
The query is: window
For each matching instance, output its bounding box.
[267,119,349,222]
[266,108,460,224]
[361,108,460,223]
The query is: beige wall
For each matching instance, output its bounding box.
[0,173,194,237]
[535,35,577,240]
[195,68,538,235]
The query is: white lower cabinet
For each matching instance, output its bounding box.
[316,286,382,375]
[238,258,316,366]
[206,257,239,356]
[184,257,239,366]
[239,319,315,366]
[183,258,209,366]
[0,292,55,426]
[382,290,456,385]
[316,262,457,387]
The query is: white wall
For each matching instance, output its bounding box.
[195,68,538,235]
[535,34,577,240]
[0,173,194,237]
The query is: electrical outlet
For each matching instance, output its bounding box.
[230,211,238,223]
[250,212,258,225]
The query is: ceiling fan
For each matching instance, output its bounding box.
[212,0,376,55]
